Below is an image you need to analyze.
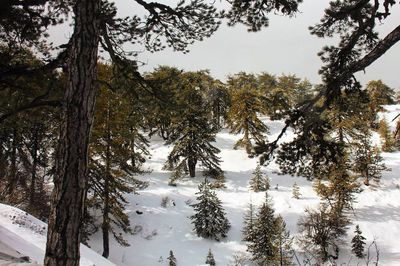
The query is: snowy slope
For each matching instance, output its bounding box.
[86,109,400,266]
[0,204,117,266]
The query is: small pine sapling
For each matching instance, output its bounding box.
[274,215,294,265]
[378,119,395,152]
[167,250,177,266]
[205,249,216,266]
[190,179,230,240]
[249,164,269,192]
[351,225,366,259]
[292,182,301,199]
[242,202,256,242]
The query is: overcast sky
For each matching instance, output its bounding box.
[52,0,400,88]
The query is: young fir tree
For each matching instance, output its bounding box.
[351,225,366,259]
[274,215,294,266]
[242,202,256,242]
[247,192,278,265]
[165,71,222,178]
[292,182,301,199]
[249,164,269,192]
[167,250,177,266]
[378,119,395,152]
[205,249,216,266]
[227,73,268,155]
[190,179,230,241]
[353,133,389,186]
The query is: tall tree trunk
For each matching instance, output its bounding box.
[102,100,111,259]
[29,131,39,207]
[44,0,100,265]
[188,156,197,178]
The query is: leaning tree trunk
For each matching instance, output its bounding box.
[44,0,100,265]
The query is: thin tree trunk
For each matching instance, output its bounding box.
[29,131,39,207]
[188,157,196,178]
[102,99,111,259]
[44,0,100,265]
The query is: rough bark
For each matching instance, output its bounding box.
[44,0,100,265]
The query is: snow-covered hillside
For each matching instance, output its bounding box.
[0,204,116,266]
[84,107,400,266]
[1,107,399,266]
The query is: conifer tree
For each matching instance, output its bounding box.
[353,133,389,186]
[190,179,230,241]
[242,202,256,242]
[292,182,301,199]
[227,73,268,155]
[205,249,216,266]
[351,225,366,259]
[247,192,277,265]
[86,65,151,257]
[275,215,294,266]
[167,250,177,266]
[378,119,395,152]
[165,71,222,178]
[249,164,269,192]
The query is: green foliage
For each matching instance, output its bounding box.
[242,202,256,242]
[298,205,341,263]
[274,215,294,266]
[367,80,395,114]
[353,133,389,186]
[164,71,222,178]
[292,182,301,199]
[86,64,150,251]
[167,250,177,266]
[227,73,268,155]
[351,225,366,259]
[205,249,216,266]
[378,119,395,152]
[249,164,270,192]
[190,179,230,241]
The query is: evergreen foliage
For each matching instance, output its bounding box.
[190,179,230,241]
[242,202,256,242]
[164,71,222,178]
[247,192,277,265]
[378,119,395,152]
[351,225,366,259]
[86,64,150,257]
[274,215,294,266]
[167,250,177,266]
[249,164,269,192]
[366,80,395,115]
[292,182,301,199]
[353,133,389,186]
[205,249,216,266]
[227,73,268,155]
[298,205,341,263]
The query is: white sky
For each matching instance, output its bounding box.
[51,0,400,88]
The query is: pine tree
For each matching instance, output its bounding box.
[205,249,216,266]
[167,250,177,266]
[292,182,301,199]
[247,192,277,265]
[242,202,256,242]
[227,73,268,155]
[190,179,230,241]
[353,133,389,186]
[165,71,222,178]
[274,215,294,266]
[249,164,269,192]
[378,119,395,152]
[351,225,366,259]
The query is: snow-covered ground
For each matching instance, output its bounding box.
[85,107,400,266]
[1,106,399,266]
[0,204,116,266]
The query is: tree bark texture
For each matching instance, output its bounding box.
[44,0,100,265]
